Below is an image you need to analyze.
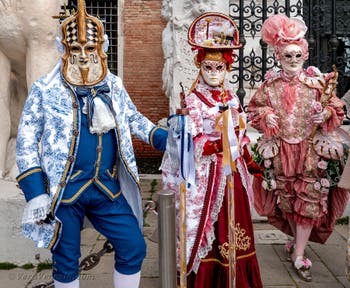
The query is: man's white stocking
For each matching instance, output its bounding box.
[54,278,79,288]
[113,269,141,288]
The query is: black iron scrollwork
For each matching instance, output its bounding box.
[229,0,350,104]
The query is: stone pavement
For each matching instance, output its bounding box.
[1,175,350,288]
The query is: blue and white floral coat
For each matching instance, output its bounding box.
[16,67,166,249]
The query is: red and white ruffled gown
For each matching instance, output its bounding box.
[162,77,263,288]
[247,67,350,243]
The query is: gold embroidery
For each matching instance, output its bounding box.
[201,251,257,266]
[218,223,251,260]
[270,80,314,141]
[235,223,251,251]
[218,242,230,259]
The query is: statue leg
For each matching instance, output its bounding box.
[5,77,26,179]
[0,49,12,178]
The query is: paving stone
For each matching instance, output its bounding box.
[80,273,113,288]
[145,238,159,260]
[141,257,159,278]
[334,224,348,241]
[309,243,347,277]
[1,176,350,288]
[285,259,342,287]
[253,222,278,230]
[255,244,295,286]
[0,268,52,288]
[254,229,289,244]
[273,244,318,263]
[80,227,99,246]
[338,276,350,288]
[324,228,349,244]
[140,277,160,288]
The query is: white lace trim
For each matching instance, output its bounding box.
[81,96,117,134]
[192,172,226,273]
[237,157,254,208]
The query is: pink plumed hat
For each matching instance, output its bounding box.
[261,14,308,59]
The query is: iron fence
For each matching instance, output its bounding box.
[229,0,350,105]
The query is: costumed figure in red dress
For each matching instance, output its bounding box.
[161,12,263,288]
[247,14,350,282]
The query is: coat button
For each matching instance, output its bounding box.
[73,102,79,109]
[68,156,75,162]
[73,129,79,136]
[59,181,66,187]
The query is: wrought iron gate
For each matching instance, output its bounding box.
[60,0,118,74]
[229,0,350,104]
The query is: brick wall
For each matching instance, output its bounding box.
[123,0,168,167]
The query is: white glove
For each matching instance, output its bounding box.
[22,194,51,225]
[266,113,279,128]
[311,110,329,124]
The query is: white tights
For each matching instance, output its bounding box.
[53,269,141,287]
[113,269,141,288]
[54,278,79,288]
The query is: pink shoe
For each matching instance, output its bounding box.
[284,241,295,261]
[293,256,312,282]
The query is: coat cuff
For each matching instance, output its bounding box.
[16,167,47,202]
[149,127,168,151]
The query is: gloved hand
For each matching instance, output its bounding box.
[311,109,330,124]
[266,113,279,129]
[203,139,223,156]
[22,194,51,225]
[247,160,264,178]
[242,145,263,178]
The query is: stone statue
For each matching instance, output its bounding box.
[178,0,215,27]
[0,0,62,180]
[162,22,174,100]
[161,0,228,114]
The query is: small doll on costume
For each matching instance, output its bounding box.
[162,12,263,288]
[248,14,350,282]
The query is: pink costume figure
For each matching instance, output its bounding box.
[248,14,350,282]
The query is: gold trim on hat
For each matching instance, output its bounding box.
[188,12,242,50]
[77,0,87,44]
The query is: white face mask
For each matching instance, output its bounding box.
[60,5,108,87]
[200,60,227,87]
[64,41,105,85]
[280,44,305,76]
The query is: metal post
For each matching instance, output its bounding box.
[158,190,177,288]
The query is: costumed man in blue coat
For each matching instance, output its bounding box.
[15,1,167,287]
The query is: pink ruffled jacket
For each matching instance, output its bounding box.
[248,67,344,141]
